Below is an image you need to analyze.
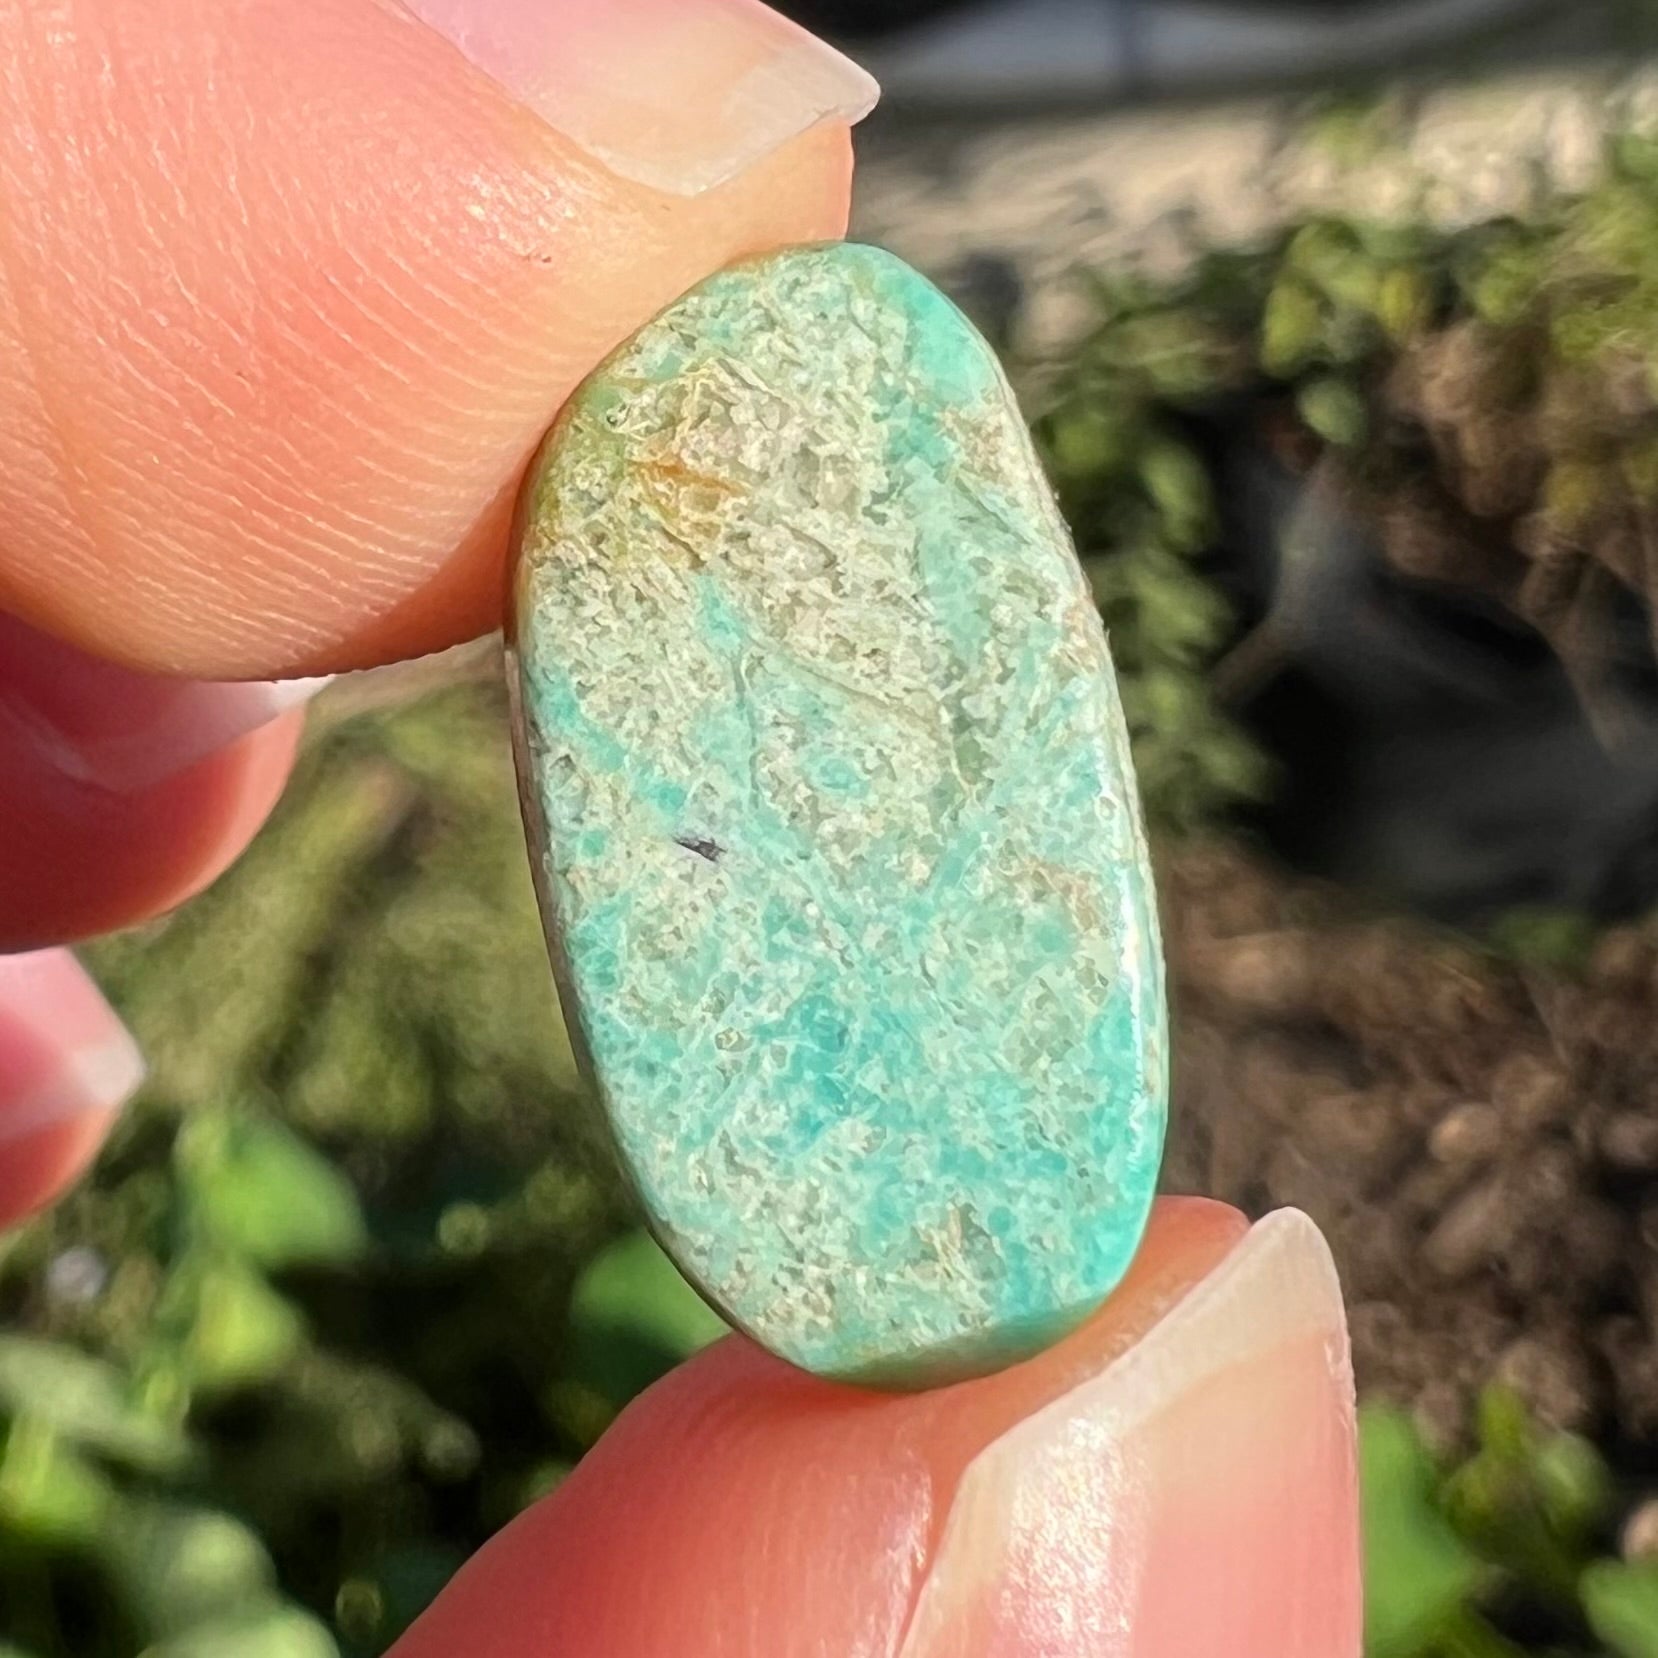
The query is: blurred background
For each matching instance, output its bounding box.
[11,2,1658,1654]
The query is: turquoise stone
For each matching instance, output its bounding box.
[509,243,1166,1388]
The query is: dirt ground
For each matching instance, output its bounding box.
[1160,836,1658,1464]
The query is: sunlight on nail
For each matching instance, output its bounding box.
[899,1210,1361,1658]
[400,0,877,196]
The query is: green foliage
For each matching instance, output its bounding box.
[1362,1407,1485,1657]
[177,1118,366,1271]
[1584,1563,1658,1658]
[1034,269,1270,832]
[105,1499,278,1635]
[141,1607,339,1658]
[1361,1391,1658,1658]
[570,1231,726,1353]
[0,1417,116,1547]
[1033,119,1658,837]
[546,1231,730,1450]
[1443,1389,1614,1609]
[1484,907,1600,976]
[1034,208,1451,831]
[0,1339,189,1474]
[1297,375,1369,448]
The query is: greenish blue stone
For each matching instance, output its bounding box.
[509,243,1166,1388]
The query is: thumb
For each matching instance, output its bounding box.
[393,1200,1362,1658]
[0,0,871,677]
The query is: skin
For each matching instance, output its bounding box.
[0,0,851,943]
[0,3,1363,1651]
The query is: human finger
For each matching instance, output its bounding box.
[395,1199,1361,1658]
[0,948,145,1226]
[0,0,869,677]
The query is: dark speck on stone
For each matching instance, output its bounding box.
[676,836,725,863]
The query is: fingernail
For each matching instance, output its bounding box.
[0,949,144,1144]
[901,1211,1361,1658]
[0,611,330,793]
[400,0,879,196]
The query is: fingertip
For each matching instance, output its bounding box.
[0,948,141,1226]
[0,0,859,677]
[393,1200,1355,1658]
[902,1207,1359,1657]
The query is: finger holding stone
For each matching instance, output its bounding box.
[394,1200,1361,1658]
[0,0,871,679]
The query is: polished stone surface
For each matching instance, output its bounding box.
[511,243,1165,1386]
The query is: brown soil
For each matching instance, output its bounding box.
[1160,837,1658,1455]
